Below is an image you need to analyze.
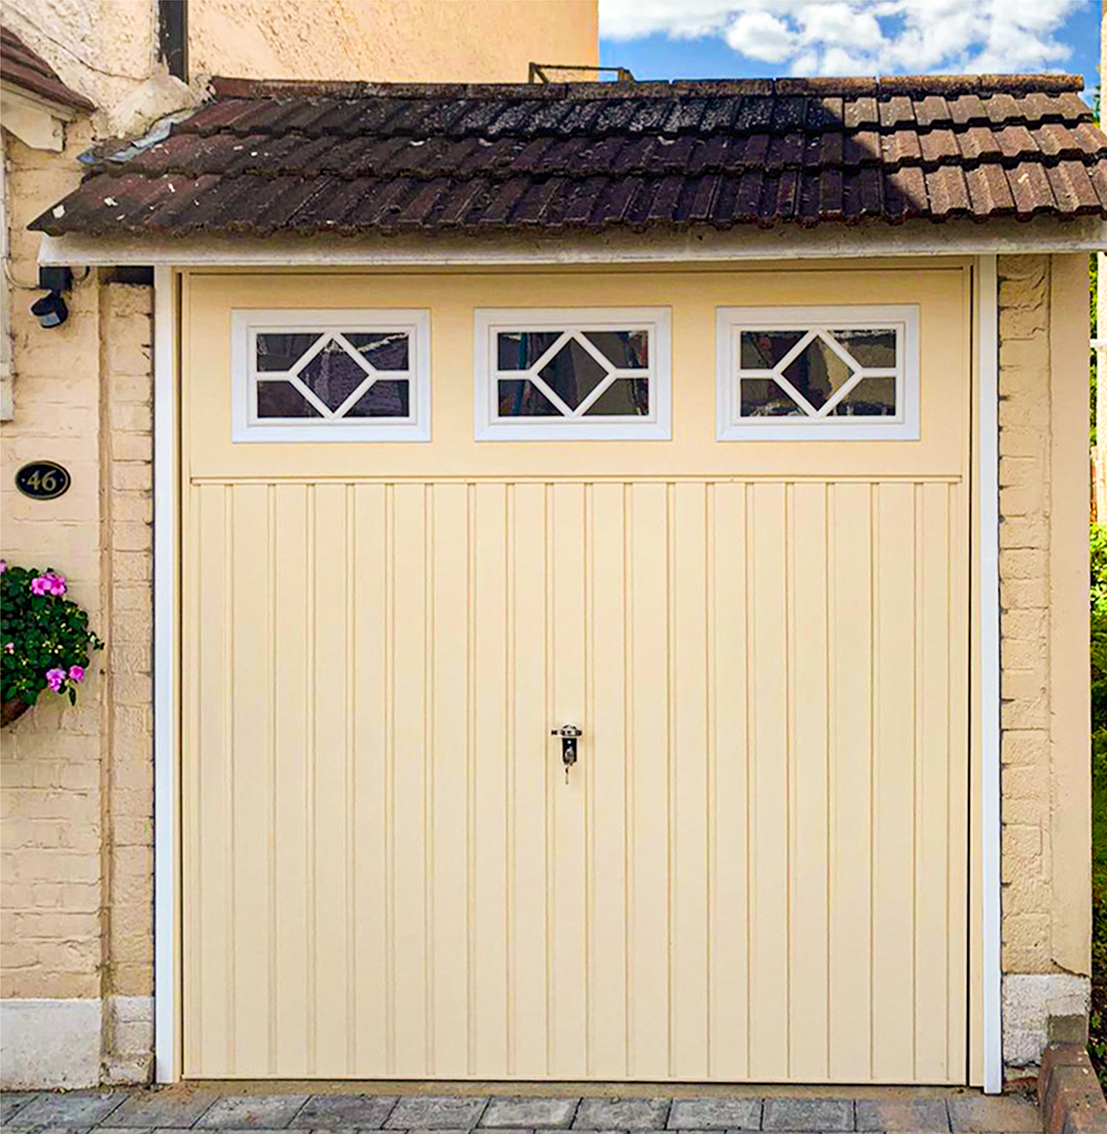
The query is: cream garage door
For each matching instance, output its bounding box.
[182,267,970,1082]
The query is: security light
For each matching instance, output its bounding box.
[30,266,73,330]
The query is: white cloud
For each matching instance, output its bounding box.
[724,12,797,63]
[598,0,1085,76]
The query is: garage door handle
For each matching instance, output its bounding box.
[551,724,582,781]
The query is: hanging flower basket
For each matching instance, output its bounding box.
[0,561,103,728]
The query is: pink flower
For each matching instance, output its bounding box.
[0,559,6,573]
[30,571,67,597]
[4,642,13,654]
[45,667,66,692]
[68,665,85,683]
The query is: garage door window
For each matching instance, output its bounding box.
[475,308,671,440]
[716,305,919,441]
[231,309,431,442]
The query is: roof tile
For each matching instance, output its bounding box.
[1006,161,1056,215]
[1,24,95,112]
[920,129,960,165]
[965,164,1016,214]
[948,94,989,126]
[957,126,1003,163]
[843,97,879,129]
[995,124,1039,160]
[31,73,1105,237]
[879,95,916,129]
[913,95,951,128]
[1046,160,1101,212]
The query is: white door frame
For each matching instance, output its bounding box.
[153,265,179,1083]
[976,254,1002,1094]
[150,259,1004,1087]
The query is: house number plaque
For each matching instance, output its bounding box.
[15,461,70,501]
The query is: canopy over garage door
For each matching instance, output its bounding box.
[182,266,970,1082]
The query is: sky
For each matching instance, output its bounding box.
[597,0,1101,107]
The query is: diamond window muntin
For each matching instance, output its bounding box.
[737,326,899,420]
[494,328,652,422]
[254,329,413,422]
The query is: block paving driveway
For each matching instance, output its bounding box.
[0,1089,1040,1134]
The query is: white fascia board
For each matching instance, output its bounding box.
[1,90,65,152]
[38,215,1107,267]
[0,83,83,152]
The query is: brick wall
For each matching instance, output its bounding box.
[100,283,155,1082]
[998,253,1091,1069]
[999,255,1053,971]
[1,125,104,1008]
[0,127,155,1085]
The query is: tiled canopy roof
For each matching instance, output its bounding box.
[1,25,95,114]
[30,73,1107,237]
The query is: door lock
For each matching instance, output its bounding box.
[551,724,582,781]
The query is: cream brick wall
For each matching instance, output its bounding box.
[0,127,155,1083]
[998,253,1092,1067]
[1,123,104,1006]
[999,255,1054,974]
[100,283,155,1082]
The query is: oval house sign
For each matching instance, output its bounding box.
[15,461,70,501]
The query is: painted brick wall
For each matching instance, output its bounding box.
[0,128,155,1085]
[999,254,1053,971]
[0,124,104,1007]
[998,253,1091,1069]
[100,282,155,1082]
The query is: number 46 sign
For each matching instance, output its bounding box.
[15,461,70,501]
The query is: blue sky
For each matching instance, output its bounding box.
[598,1,1100,107]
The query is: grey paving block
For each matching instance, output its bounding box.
[947,1096,1039,1134]
[856,1100,949,1133]
[109,1095,219,1129]
[761,1099,854,1133]
[1,1097,41,1125]
[410,1130,532,1134]
[11,1095,128,1128]
[2,1127,94,1134]
[407,1129,515,1134]
[668,1101,761,1130]
[482,1100,579,1129]
[573,1101,670,1131]
[195,1098,310,1130]
[289,1098,399,1130]
[385,1098,489,1131]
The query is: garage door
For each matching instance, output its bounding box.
[182,267,970,1082]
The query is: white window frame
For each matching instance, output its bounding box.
[474,307,672,441]
[716,304,920,441]
[231,308,431,442]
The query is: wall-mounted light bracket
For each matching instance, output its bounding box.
[31,266,73,329]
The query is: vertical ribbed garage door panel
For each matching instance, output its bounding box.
[184,477,966,1081]
[707,481,750,1081]
[788,482,830,1083]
